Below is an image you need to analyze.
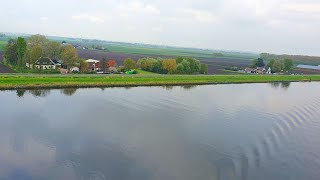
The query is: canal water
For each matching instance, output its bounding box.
[0,82,319,180]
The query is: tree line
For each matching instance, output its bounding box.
[120,57,208,74]
[252,57,294,73]
[260,53,320,66]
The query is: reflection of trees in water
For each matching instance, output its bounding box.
[16,89,26,98]
[270,82,291,90]
[60,88,77,96]
[182,85,197,90]
[281,81,291,89]
[28,89,51,97]
[162,86,175,91]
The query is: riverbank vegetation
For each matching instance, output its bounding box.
[0,74,319,89]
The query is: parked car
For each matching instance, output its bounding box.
[96,70,104,74]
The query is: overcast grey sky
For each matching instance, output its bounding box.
[1,0,320,55]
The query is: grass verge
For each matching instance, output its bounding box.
[0,74,319,90]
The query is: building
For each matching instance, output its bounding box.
[85,59,100,71]
[28,57,61,70]
[296,64,320,71]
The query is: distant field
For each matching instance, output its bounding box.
[77,49,252,74]
[47,36,258,60]
[105,44,257,60]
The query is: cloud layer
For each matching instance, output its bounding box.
[1,0,320,55]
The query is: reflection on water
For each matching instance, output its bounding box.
[60,88,77,96]
[269,82,291,90]
[1,82,320,180]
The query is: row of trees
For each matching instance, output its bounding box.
[4,35,78,69]
[125,57,208,74]
[251,57,294,73]
[267,59,294,73]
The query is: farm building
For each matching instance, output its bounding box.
[27,57,61,70]
[296,65,320,71]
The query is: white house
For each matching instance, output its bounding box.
[27,57,61,70]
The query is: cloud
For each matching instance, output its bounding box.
[71,14,105,24]
[40,16,48,22]
[121,1,160,15]
[281,2,320,14]
[183,9,216,23]
[152,25,164,32]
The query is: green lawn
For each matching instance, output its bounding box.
[135,69,157,75]
[0,74,319,89]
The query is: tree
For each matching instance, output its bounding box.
[200,64,208,74]
[80,59,89,73]
[107,60,117,67]
[181,59,191,74]
[61,45,78,68]
[176,57,184,64]
[4,39,18,65]
[101,58,107,72]
[16,37,27,67]
[28,34,48,48]
[123,58,136,71]
[186,58,201,73]
[44,41,61,59]
[27,45,43,67]
[252,58,265,68]
[162,59,177,74]
[176,63,185,74]
[267,59,275,69]
[283,59,294,71]
[137,58,157,71]
[272,60,284,73]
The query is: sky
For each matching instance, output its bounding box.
[1,0,320,56]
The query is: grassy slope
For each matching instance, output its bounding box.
[0,74,319,89]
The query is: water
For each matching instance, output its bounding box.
[0,82,319,180]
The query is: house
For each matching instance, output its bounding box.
[85,59,100,71]
[256,67,266,74]
[29,57,61,70]
[244,67,267,74]
[244,67,256,74]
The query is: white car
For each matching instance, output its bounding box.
[96,70,104,74]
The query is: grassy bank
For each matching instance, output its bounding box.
[0,74,319,90]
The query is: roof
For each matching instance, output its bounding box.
[85,59,100,63]
[297,64,320,70]
[35,57,61,65]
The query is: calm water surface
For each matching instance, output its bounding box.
[0,82,320,180]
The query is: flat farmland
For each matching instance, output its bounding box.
[78,49,252,74]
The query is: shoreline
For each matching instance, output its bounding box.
[0,74,319,90]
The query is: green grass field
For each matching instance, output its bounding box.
[0,74,319,89]
[135,69,157,75]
